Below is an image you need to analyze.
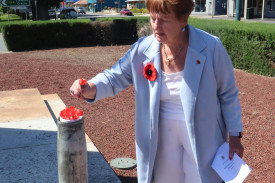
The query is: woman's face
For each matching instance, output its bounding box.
[150,11,187,45]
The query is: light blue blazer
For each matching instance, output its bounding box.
[89,24,243,183]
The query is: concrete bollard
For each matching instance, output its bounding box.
[57,117,88,183]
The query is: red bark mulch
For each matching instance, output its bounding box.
[0,46,274,183]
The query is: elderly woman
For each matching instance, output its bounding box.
[70,0,244,182]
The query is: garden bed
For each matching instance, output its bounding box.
[0,46,274,182]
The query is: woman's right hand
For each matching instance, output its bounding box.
[70,79,97,100]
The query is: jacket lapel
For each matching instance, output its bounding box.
[143,38,162,133]
[143,38,162,182]
[180,25,207,165]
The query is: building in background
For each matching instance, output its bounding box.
[95,0,127,11]
[60,0,79,9]
[59,0,274,18]
[73,0,89,12]
[233,0,275,18]
[60,0,127,12]
[126,0,146,9]
[192,0,275,19]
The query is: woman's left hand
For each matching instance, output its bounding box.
[229,136,244,160]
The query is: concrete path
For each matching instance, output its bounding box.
[0,33,9,53]
[0,88,121,183]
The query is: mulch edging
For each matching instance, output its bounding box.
[1,47,274,183]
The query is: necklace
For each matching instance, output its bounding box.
[163,43,184,66]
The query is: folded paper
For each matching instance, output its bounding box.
[212,142,251,183]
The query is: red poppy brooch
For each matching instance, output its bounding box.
[143,63,157,81]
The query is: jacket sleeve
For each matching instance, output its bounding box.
[87,43,137,103]
[213,37,243,133]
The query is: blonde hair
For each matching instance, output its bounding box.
[146,0,194,20]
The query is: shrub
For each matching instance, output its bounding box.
[138,22,152,38]
[137,18,275,76]
[0,5,8,14]
[141,8,149,14]
[111,19,138,45]
[1,17,274,76]
[187,18,275,76]
[131,8,141,13]
[2,19,138,51]
[96,17,150,33]
[91,21,113,45]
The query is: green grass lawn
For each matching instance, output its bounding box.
[189,17,275,34]
[0,14,22,21]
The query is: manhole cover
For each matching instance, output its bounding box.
[110,157,137,170]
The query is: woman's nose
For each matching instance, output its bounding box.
[154,19,161,30]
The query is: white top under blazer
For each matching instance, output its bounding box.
[160,70,185,120]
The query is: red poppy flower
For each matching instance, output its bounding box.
[60,106,84,120]
[79,78,87,86]
[196,60,201,64]
[143,63,157,81]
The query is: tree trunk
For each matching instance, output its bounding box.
[31,1,36,21]
[31,1,50,20]
[38,3,50,20]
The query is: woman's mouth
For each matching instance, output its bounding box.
[155,32,165,37]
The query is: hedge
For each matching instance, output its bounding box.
[131,17,275,76]
[97,16,150,28]
[130,8,149,14]
[188,18,275,77]
[1,18,138,51]
[1,17,274,76]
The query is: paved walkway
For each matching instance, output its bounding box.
[0,33,9,53]
[0,88,121,183]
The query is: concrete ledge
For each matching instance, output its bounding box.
[0,88,51,123]
[0,88,121,183]
[0,51,11,54]
[0,33,8,52]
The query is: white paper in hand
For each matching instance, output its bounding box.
[211,142,251,183]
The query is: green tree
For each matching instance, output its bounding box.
[31,0,63,20]
[0,5,8,14]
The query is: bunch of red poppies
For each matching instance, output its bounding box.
[60,106,83,120]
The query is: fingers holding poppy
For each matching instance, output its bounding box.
[81,82,97,100]
[70,79,86,100]
[77,93,86,100]
[70,89,85,100]
[70,79,96,100]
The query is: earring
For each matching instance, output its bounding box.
[182,26,186,32]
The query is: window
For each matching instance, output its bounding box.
[267,0,275,11]
[195,0,206,12]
